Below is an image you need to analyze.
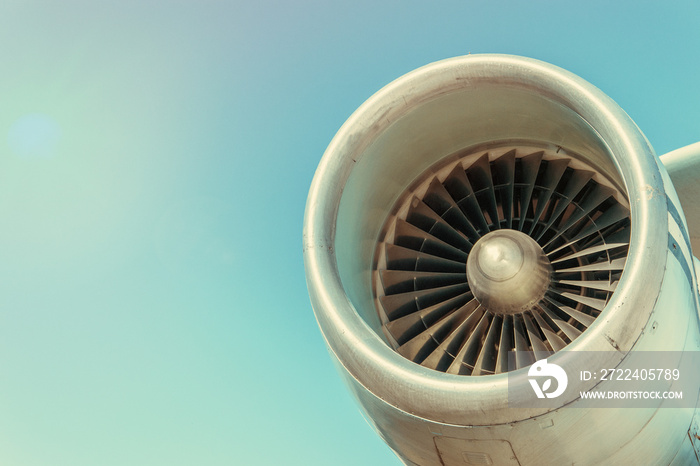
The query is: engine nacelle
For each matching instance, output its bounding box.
[303,55,700,465]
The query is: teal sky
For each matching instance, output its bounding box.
[0,2,698,465]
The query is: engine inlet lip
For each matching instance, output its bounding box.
[303,54,668,425]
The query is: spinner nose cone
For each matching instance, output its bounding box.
[467,229,551,314]
[475,235,524,281]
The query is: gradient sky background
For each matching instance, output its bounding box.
[0,2,698,465]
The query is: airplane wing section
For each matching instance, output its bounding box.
[660,142,700,254]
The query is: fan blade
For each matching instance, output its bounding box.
[379,282,470,320]
[564,204,630,246]
[542,183,614,248]
[539,303,583,341]
[535,170,593,242]
[380,269,467,294]
[406,197,473,250]
[543,296,597,326]
[523,312,551,360]
[513,315,535,369]
[472,314,502,375]
[554,257,626,274]
[556,292,607,312]
[446,309,490,374]
[531,309,568,351]
[394,218,470,261]
[495,315,514,374]
[493,150,516,229]
[467,154,500,230]
[517,151,544,231]
[554,279,618,293]
[550,242,628,263]
[423,177,480,240]
[527,158,569,235]
[420,300,483,370]
[443,164,490,235]
[383,292,473,342]
[396,300,478,362]
[384,243,466,273]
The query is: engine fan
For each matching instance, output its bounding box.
[375,144,630,376]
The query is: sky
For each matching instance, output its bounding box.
[0,2,698,465]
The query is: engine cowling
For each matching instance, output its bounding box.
[303,55,700,465]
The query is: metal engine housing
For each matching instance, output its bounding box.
[303,55,700,465]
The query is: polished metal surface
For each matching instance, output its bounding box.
[467,229,550,315]
[304,54,700,465]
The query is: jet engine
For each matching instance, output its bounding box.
[303,55,700,465]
